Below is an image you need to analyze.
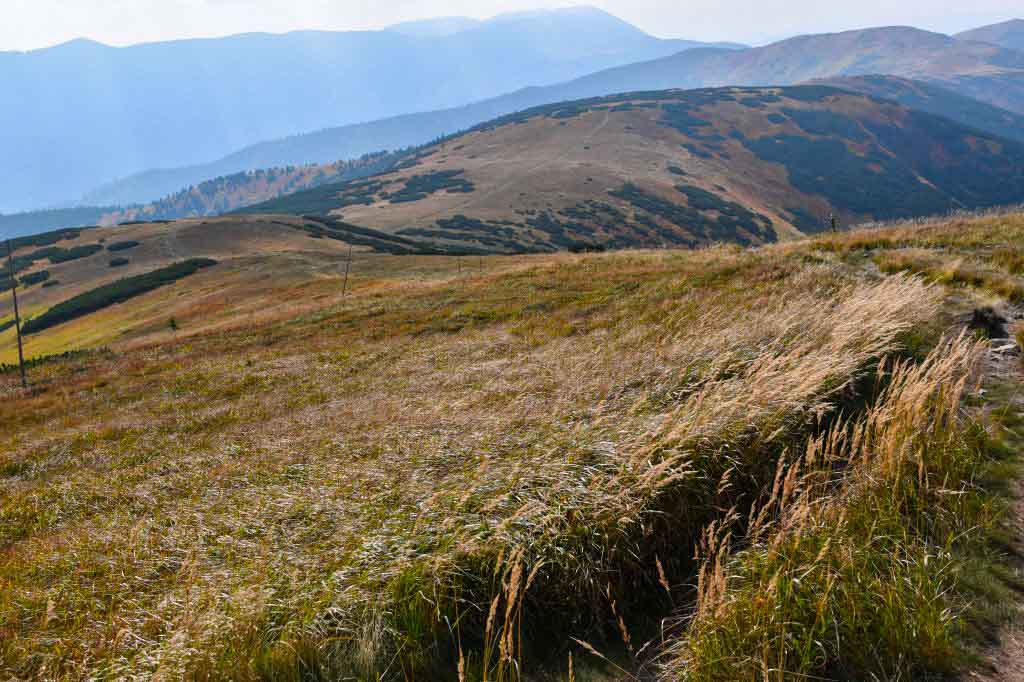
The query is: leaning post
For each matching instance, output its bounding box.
[342,245,353,298]
[5,240,28,389]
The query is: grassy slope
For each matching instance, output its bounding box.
[0,216,367,362]
[819,75,1024,143]
[664,211,1024,680]
[1,213,1023,678]
[241,87,1024,253]
[98,152,406,225]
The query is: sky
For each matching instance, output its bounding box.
[2,0,1021,51]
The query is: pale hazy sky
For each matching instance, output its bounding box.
[2,0,1021,52]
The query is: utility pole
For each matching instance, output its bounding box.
[342,245,353,297]
[5,240,27,390]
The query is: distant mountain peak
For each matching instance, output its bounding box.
[385,16,481,38]
[956,18,1024,51]
[492,5,616,19]
[35,37,109,54]
[961,18,1024,32]
[779,25,953,46]
[486,5,640,29]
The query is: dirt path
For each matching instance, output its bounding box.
[968,319,1024,681]
[969,478,1024,680]
[444,110,613,217]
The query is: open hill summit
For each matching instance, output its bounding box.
[14,78,1023,237]
[5,84,1024,338]
[240,86,1024,252]
[2,209,1024,679]
[817,74,1024,143]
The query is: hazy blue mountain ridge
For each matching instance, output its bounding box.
[0,6,717,212]
[82,24,1024,208]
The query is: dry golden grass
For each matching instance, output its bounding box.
[1,211,1023,679]
[663,335,991,680]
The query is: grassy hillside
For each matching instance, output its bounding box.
[957,18,1024,51]
[241,86,1024,252]
[98,152,405,225]
[566,26,1024,115]
[0,216,360,359]
[30,80,1024,238]
[820,74,1024,143]
[0,214,494,360]
[1,210,1023,678]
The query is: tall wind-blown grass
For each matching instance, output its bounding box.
[245,273,943,679]
[661,334,993,680]
[0,243,946,679]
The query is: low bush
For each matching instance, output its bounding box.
[610,183,777,246]
[106,240,140,252]
[47,244,103,264]
[22,259,216,334]
[19,270,50,286]
[383,170,475,204]
[0,347,113,374]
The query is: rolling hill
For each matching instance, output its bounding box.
[0,207,115,242]
[957,18,1024,51]
[13,85,1024,351]
[236,86,1024,253]
[82,25,1024,209]
[77,73,1024,217]
[816,75,1024,143]
[0,216,376,356]
[0,6,721,213]
[12,79,1024,244]
[549,26,1024,114]
[0,154,408,241]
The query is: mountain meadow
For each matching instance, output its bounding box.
[2,201,1024,679]
[239,86,1024,250]
[4,7,1024,680]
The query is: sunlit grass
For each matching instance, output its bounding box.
[1,212,1023,679]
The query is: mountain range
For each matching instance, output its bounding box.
[49,74,1015,229]
[0,6,727,213]
[76,22,1024,212]
[234,85,1024,252]
[11,82,1024,328]
[2,12,1024,242]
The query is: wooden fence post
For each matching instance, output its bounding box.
[342,245,353,297]
[5,240,27,389]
